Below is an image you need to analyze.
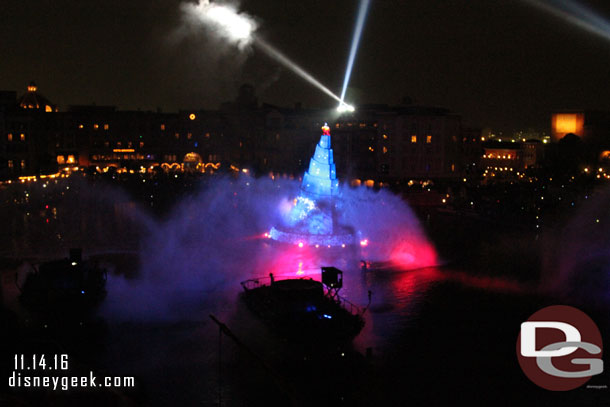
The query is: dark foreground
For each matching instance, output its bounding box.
[1,206,610,406]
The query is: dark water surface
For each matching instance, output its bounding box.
[4,260,608,406]
[2,178,610,406]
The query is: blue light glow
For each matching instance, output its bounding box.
[339,0,371,105]
[523,0,610,43]
[269,124,355,246]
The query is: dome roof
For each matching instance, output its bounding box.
[17,82,57,112]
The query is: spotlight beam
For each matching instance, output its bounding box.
[522,0,610,43]
[183,1,344,106]
[339,0,371,103]
[253,38,344,105]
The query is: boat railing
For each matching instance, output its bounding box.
[240,274,314,291]
[240,273,367,317]
[240,277,269,291]
[331,293,365,317]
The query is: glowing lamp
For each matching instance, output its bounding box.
[336,103,355,113]
[321,123,331,136]
[189,113,196,120]
[360,239,368,247]
[298,242,304,248]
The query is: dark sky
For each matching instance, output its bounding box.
[3,0,610,133]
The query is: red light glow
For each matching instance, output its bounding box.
[322,123,331,136]
[389,240,438,270]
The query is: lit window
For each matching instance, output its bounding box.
[160,124,165,131]
[7,133,12,141]
[45,105,52,112]
[7,160,13,169]
[383,146,388,154]
[20,160,25,169]
[20,133,25,141]
[382,134,388,139]
[78,124,84,129]
[411,135,417,143]
[187,132,192,139]
[205,132,210,138]
[175,133,179,139]
[66,155,75,164]
[139,142,144,148]
[57,156,65,164]
[94,124,99,130]
[426,135,432,143]
[104,124,109,130]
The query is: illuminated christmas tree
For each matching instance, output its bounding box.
[270,123,354,247]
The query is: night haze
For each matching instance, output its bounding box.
[3,0,610,132]
[4,1,610,406]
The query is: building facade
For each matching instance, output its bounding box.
[1,83,479,184]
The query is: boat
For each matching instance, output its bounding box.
[18,248,107,313]
[240,266,369,344]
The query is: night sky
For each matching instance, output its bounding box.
[3,0,610,133]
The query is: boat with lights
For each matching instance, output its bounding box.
[18,249,107,313]
[240,266,369,343]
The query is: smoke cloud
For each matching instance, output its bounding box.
[0,174,437,322]
[101,176,438,321]
[177,0,344,106]
[179,0,258,51]
[541,185,610,305]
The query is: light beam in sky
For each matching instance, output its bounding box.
[253,38,344,105]
[338,0,371,109]
[522,0,610,43]
[182,0,344,106]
